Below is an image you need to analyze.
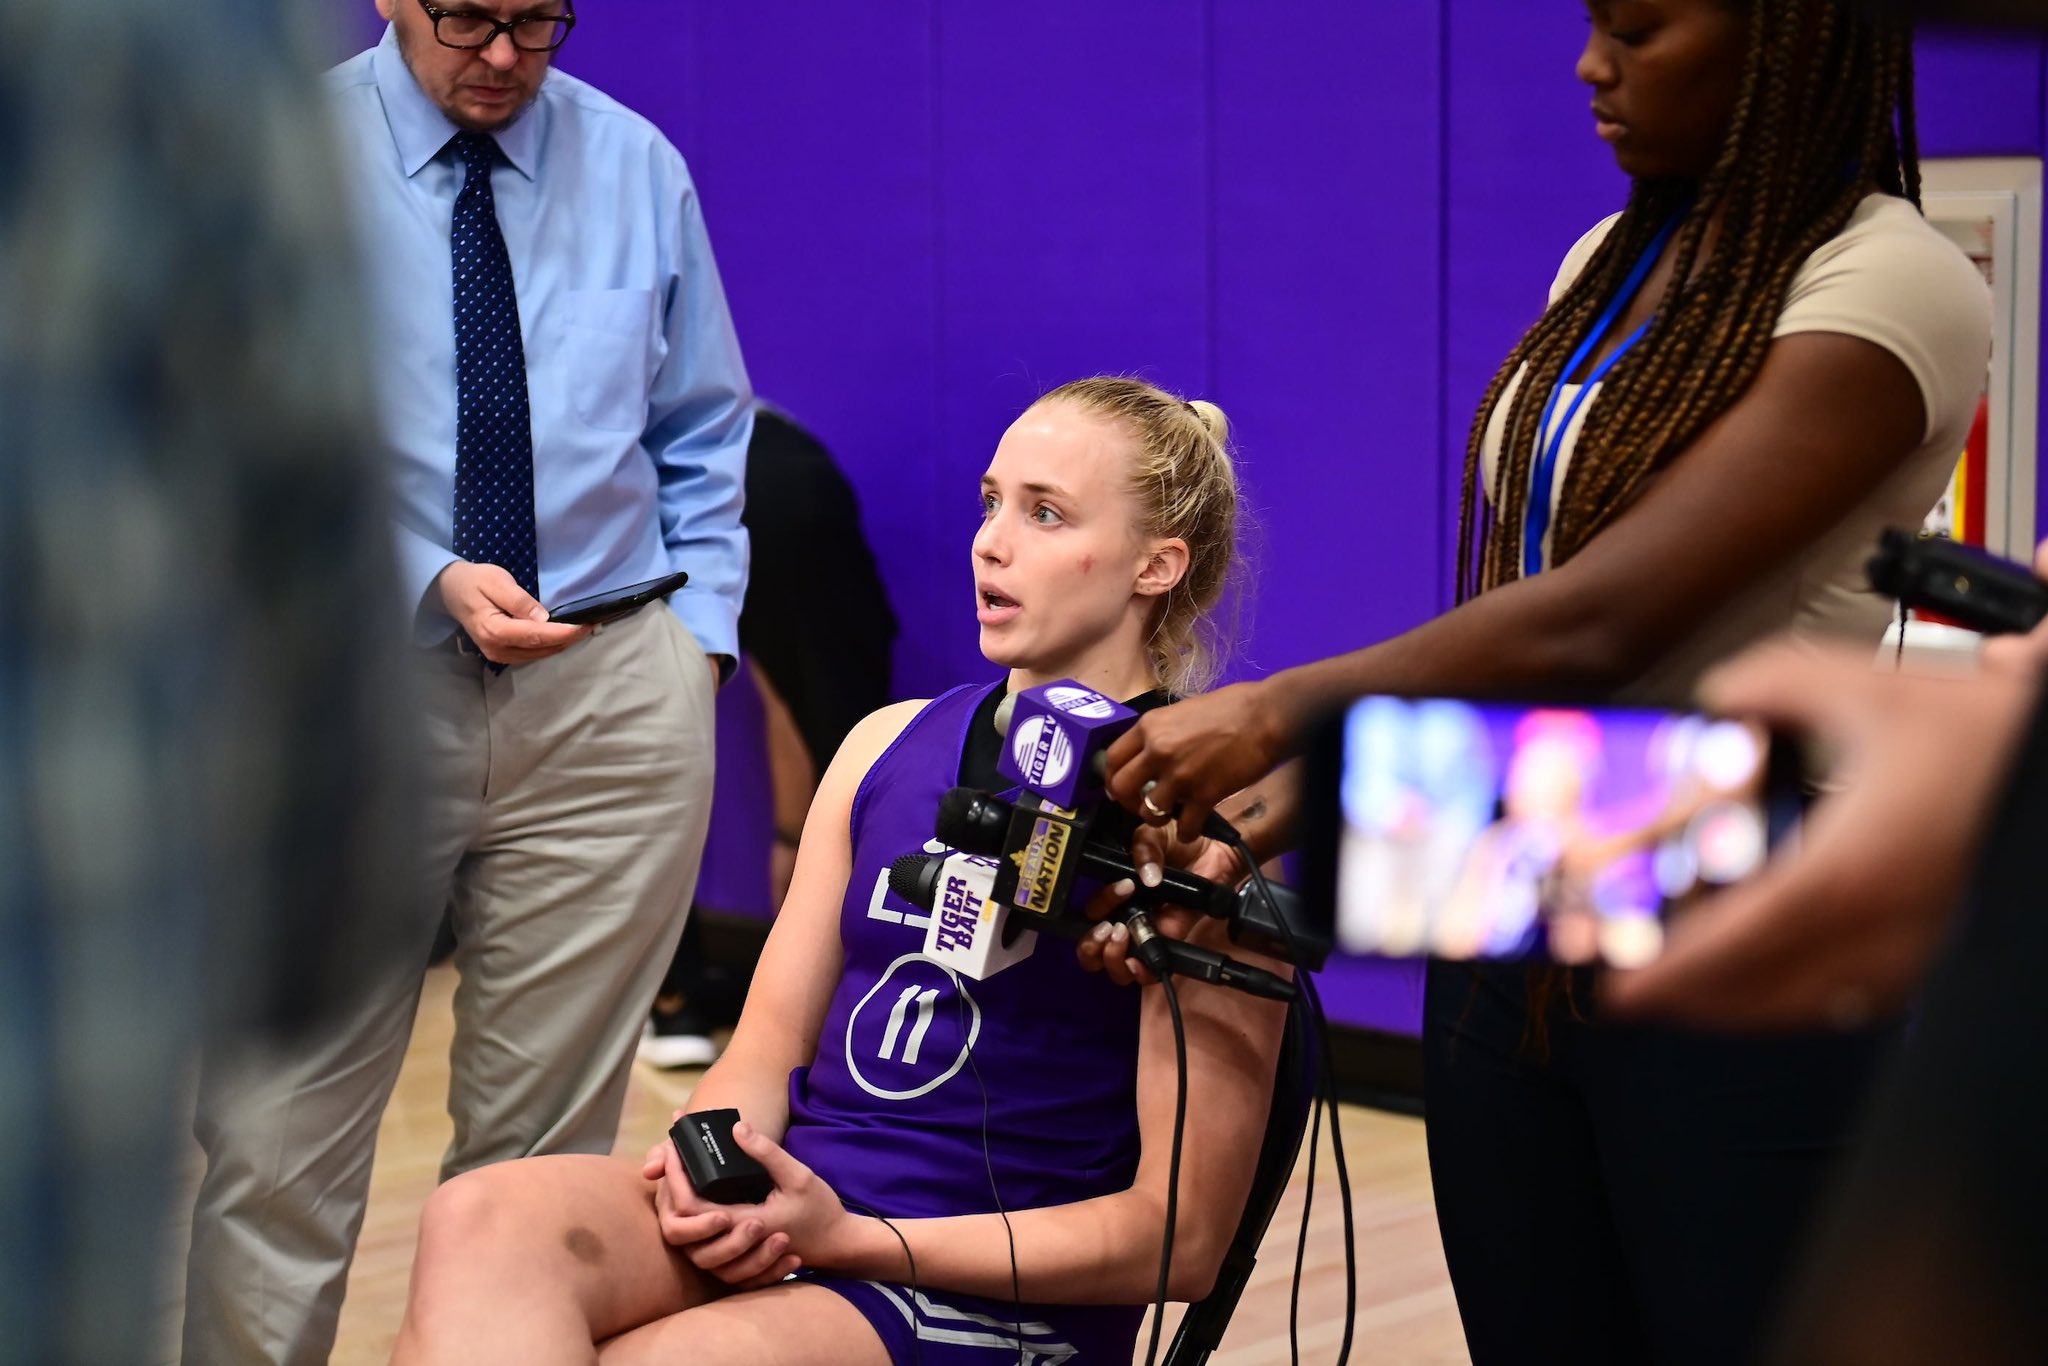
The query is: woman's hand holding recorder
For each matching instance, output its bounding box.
[642,1110,856,1290]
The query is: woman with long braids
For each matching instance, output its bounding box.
[1090,2,1991,1361]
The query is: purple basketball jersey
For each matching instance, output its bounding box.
[782,682,1151,1359]
[783,681,1145,1219]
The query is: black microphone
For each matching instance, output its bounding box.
[1866,525,2048,636]
[935,787,1236,919]
[934,787,1330,970]
[891,851,1296,1001]
[887,851,944,909]
[1123,910,1296,1002]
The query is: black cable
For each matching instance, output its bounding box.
[1295,968,1356,1366]
[1289,1028,1322,1366]
[1203,818,1316,1365]
[842,1201,923,1366]
[1143,965,1191,1366]
[1229,827,1357,1366]
[956,990,1025,1365]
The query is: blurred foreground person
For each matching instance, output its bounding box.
[1765,667,2048,1365]
[1610,576,2048,1364]
[0,1,410,1364]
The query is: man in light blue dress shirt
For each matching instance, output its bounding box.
[182,3,752,1361]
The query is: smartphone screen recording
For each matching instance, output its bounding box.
[1305,697,1802,969]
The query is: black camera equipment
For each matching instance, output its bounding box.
[1867,526,2048,636]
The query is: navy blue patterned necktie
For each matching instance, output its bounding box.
[449,131,539,618]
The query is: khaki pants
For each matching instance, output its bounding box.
[181,605,716,1366]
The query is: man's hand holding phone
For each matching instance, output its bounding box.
[434,560,589,665]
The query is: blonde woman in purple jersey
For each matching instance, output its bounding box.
[387,377,1287,1366]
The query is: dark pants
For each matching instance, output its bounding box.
[1423,959,1897,1366]
[657,909,750,1026]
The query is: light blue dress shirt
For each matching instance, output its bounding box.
[327,26,752,660]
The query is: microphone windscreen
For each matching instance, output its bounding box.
[888,852,943,910]
[936,786,1007,856]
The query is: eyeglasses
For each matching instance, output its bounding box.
[414,0,576,52]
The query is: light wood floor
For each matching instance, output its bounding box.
[162,967,1470,1365]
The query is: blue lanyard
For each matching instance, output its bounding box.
[1523,213,1684,578]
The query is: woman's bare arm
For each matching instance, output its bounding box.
[675,699,930,1141]
[1107,330,1931,839]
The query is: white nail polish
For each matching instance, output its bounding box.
[1091,921,1114,944]
[1110,923,1129,943]
[1110,878,1136,899]
[1140,863,1162,888]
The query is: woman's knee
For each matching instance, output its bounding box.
[415,1160,562,1269]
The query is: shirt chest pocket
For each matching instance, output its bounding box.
[562,288,658,432]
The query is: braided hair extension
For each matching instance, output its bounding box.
[1452,0,1919,604]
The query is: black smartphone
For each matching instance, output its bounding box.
[1300,696,1805,968]
[1866,526,2048,636]
[546,570,689,627]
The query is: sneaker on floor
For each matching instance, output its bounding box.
[637,1018,721,1069]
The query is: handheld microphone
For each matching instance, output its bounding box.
[890,852,1297,1001]
[1123,911,1297,1002]
[995,683,1136,808]
[935,786,1330,970]
[935,787,1235,920]
[1867,525,2048,636]
[886,850,1037,980]
[994,687,1238,841]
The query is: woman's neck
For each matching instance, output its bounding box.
[1007,653,1159,706]
[1003,606,1171,703]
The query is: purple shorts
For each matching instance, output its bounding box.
[796,1270,1143,1365]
